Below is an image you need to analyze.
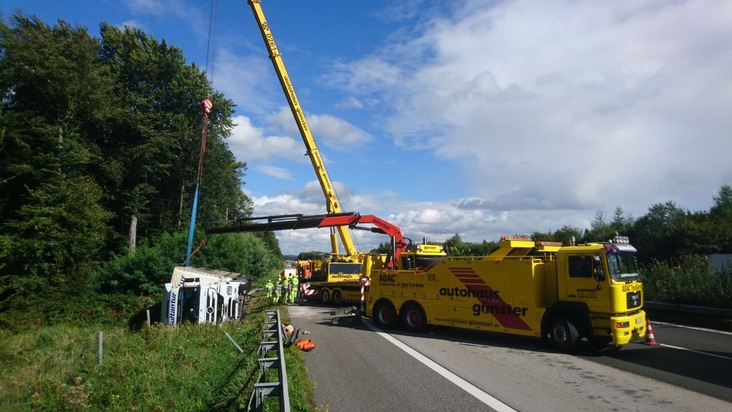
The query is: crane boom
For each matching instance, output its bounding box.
[247,0,358,258]
[206,212,409,269]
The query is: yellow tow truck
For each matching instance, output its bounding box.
[366,235,646,353]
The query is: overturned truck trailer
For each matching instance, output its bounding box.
[162,266,252,326]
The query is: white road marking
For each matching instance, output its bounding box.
[364,320,517,412]
[658,343,732,361]
[652,320,732,336]
[650,320,732,360]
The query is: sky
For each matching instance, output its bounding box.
[3,0,731,256]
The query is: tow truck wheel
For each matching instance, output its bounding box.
[331,289,343,306]
[373,301,397,329]
[320,289,330,304]
[401,303,427,333]
[549,316,580,353]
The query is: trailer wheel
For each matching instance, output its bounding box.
[401,303,427,333]
[331,289,343,306]
[320,289,330,304]
[549,316,580,353]
[373,301,397,329]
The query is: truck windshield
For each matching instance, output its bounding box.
[606,252,639,281]
[328,263,362,275]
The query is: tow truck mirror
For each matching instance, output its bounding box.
[593,255,605,281]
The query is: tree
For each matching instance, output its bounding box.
[443,234,467,256]
[533,225,584,245]
[709,185,732,253]
[630,201,688,264]
[0,13,253,306]
[297,251,328,260]
[0,14,115,298]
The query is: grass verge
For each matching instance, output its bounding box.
[0,296,316,411]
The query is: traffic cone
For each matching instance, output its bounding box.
[644,318,657,345]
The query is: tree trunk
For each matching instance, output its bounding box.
[178,183,185,230]
[129,213,137,254]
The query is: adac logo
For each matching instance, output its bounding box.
[379,274,396,283]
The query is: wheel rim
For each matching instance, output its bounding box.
[553,324,567,344]
[407,310,420,327]
[321,290,329,303]
[378,306,391,323]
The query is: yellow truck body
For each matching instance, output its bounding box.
[366,237,646,352]
[302,246,447,305]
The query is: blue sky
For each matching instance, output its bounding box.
[3,0,732,255]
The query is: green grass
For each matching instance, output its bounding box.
[0,296,317,411]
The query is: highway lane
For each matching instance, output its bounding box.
[286,305,494,411]
[585,320,732,402]
[287,305,731,411]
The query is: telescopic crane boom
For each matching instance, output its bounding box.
[247,0,358,258]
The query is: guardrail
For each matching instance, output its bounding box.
[247,309,290,412]
[645,301,732,318]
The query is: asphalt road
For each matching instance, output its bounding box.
[286,305,492,411]
[287,304,731,412]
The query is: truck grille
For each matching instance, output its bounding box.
[626,291,641,309]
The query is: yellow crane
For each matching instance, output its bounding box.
[247,0,359,260]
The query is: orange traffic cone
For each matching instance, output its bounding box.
[644,318,657,345]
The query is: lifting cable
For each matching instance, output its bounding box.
[184,0,219,266]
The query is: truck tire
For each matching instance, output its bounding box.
[320,289,330,304]
[331,289,343,306]
[401,303,427,333]
[373,301,398,329]
[549,316,580,353]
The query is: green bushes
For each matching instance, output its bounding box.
[96,230,281,296]
[640,255,732,308]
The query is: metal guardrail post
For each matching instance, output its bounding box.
[248,309,290,412]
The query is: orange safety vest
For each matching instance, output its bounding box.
[296,339,316,352]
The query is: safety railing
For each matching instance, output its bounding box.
[247,309,290,412]
[645,301,732,318]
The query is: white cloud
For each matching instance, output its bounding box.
[228,115,303,163]
[332,0,732,217]
[213,49,276,115]
[118,20,147,31]
[266,106,373,149]
[336,96,364,109]
[308,113,374,147]
[260,0,732,254]
[256,166,293,180]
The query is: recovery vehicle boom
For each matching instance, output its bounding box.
[207,212,408,268]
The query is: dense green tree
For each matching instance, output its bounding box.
[532,225,585,245]
[0,14,116,298]
[630,201,688,264]
[297,251,328,260]
[709,185,732,253]
[443,234,498,256]
[582,207,633,243]
[96,23,248,242]
[0,13,259,307]
[254,231,283,260]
